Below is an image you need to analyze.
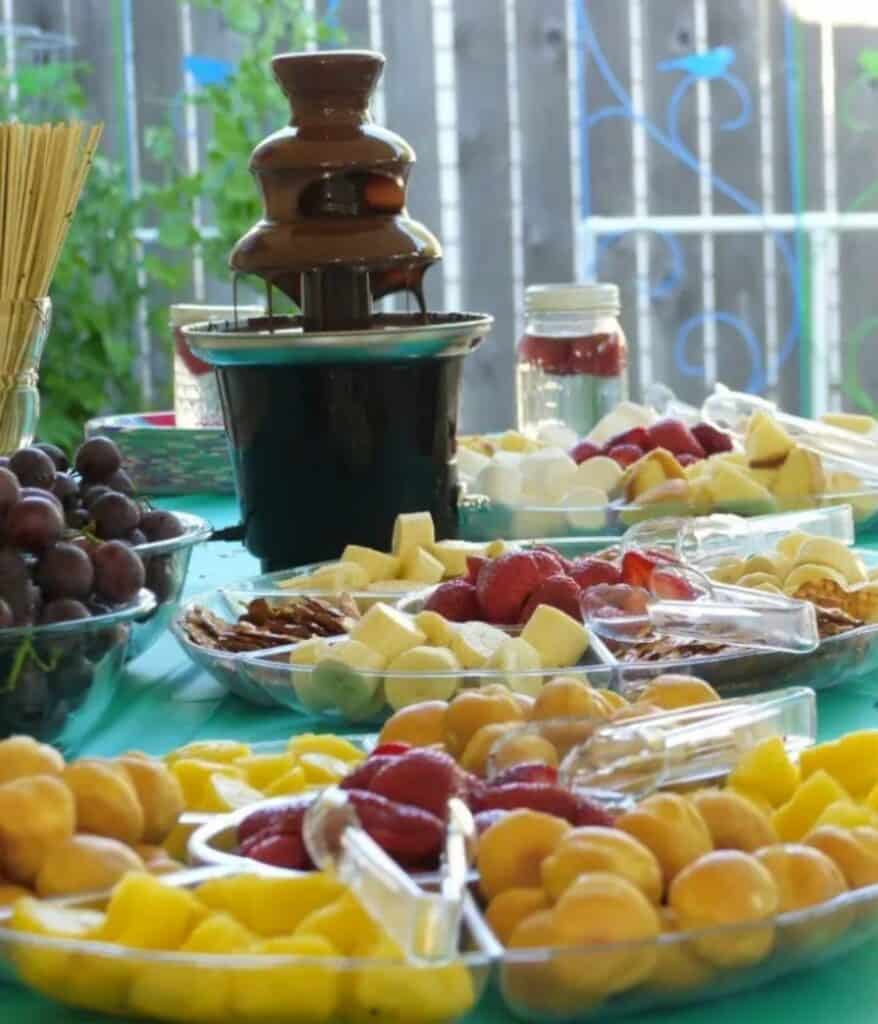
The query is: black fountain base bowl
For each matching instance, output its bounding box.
[184,313,493,571]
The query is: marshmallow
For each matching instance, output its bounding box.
[520,448,578,501]
[561,486,612,531]
[536,422,578,449]
[475,460,522,505]
[572,455,623,495]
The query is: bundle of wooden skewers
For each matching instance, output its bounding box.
[0,121,102,450]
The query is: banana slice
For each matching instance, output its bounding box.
[783,562,849,596]
[709,558,747,584]
[383,646,461,710]
[776,531,812,560]
[752,581,784,595]
[486,637,543,697]
[794,538,867,584]
[743,554,791,579]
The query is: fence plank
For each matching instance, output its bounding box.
[516,0,574,289]
[380,0,445,313]
[453,0,516,432]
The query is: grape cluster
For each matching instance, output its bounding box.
[0,436,184,627]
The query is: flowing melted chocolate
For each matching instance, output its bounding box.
[230,50,441,332]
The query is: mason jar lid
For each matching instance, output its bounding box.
[525,283,620,316]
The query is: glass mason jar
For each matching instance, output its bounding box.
[0,297,52,453]
[516,283,628,439]
[171,304,263,428]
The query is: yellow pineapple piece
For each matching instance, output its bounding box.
[102,873,205,949]
[801,731,878,797]
[772,770,849,841]
[429,539,487,578]
[341,545,401,583]
[391,512,436,558]
[520,605,589,668]
[815,800,877,830]
[772,447,826,503]
[400,546,445,584]
[745,409,795,464]
[349,603,426,661]
[728,736,799,808]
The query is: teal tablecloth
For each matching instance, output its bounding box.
[5,493,878,1023]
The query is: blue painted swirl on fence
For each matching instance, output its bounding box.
[575,2,804,394]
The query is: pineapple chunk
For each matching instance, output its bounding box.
[801,731,878,797]
[349,603,426,661]
[820,412,878,435]
[323,639,386,672]
[745,409,795,465]
[520,605,589,668]
[308,562,370,591]
[772,770,848,841]
[400,546,445,584]
[391,512,436,558]
[429,539,487,578]
[771,447,826,503]
[341,545,401,583]
[705,464,775,507]
[449,621,508,668]
[728,736,799,808]
[486,637,543,696]
[415,610,457,646]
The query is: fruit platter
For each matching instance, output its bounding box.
[171,505,878,721]
[458,400,878,541]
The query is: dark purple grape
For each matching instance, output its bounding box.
[51,472,79,508]
[65,507,90,530]
[10,447,56,489]
[74,436,121,483]
[145,555,177,602]
[91,492,141,540]
[0,457,9,468]
[106,468,135,496]
[127,528,147,546]
[39,598,91,624]
[82,484,111,510]
[0,467,21,516]
[6,496,64,552]
[34,443,69,472]
[36,542,95,601]
[92,540,145,604]
[0,548,39,624]
[21,486,63,511]
[0,598,13,628]
[140,509,185,542]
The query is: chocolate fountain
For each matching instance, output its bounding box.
[184,51,492,570]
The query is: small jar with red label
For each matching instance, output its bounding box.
[516,283,628,439]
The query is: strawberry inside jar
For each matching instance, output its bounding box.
[516,282,629,440]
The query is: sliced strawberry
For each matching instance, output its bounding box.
[472,782,581,824]
[339,753,401,791]
[370,742,412,758]
[465,555,488,584]
[530,546,567,577]
[346,789,444,861]
[621,549,662,588]
[647,418,705,458]
[476,551,546,624]
[567,557,622,590]
[692,421,734,455]
[424,579,481,622]
[650,566,701,601]
[574,795,617,827]
[519,573,582,624]
[606,443,643,468]
[240,832,311,869]
[368,748,463,820]
[605,426,650,451]
[237,796,312,844]
[569,440,601,465]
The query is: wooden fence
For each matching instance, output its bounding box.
[5,0,878,430]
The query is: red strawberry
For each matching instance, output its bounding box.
[606,444,643,468]
[240,832,311,869]
[476,551,545,623]
[605,426,650,451]
[370,742,412,758]
[237,796,312,844]
[465,555,488,584]
[574,795,617,828]
[650,567,701,601]
[567,557,622,590]
[488,762,558,787]
[692,421,733,455]
[346,789,444,860]
[569,440,601,465]
[474,809,508,835]
[621,550,662,588]
[647,418,705,459]
[424,579,481,622]
[530,547,567,579]
[519,574,581,624]
[339,753,401,791]
[472,782,581,824]
[368,748,463,820]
